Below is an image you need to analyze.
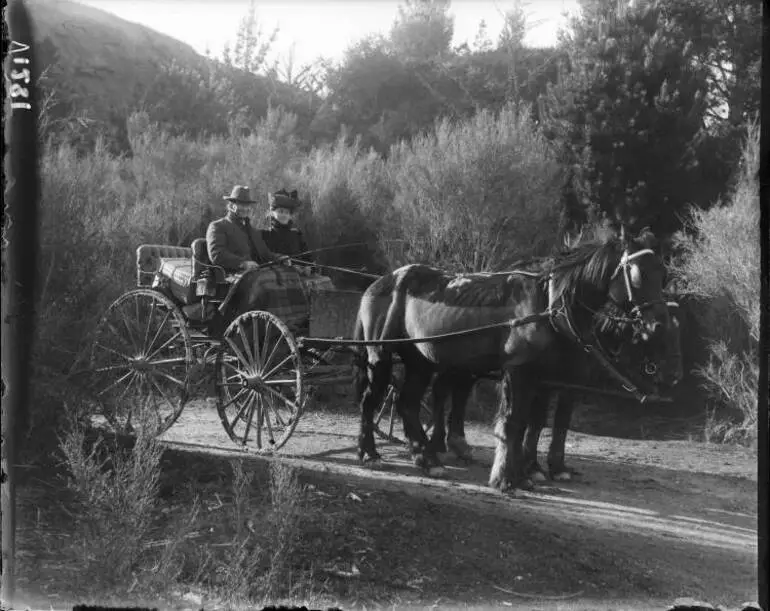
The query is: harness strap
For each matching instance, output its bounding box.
[547,296,652,403]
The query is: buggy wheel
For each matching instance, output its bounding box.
[216,310,305,453]
[373,377,433,444]
[72,289,192,436]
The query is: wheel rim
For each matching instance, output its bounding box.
[74,289,192,436]
[216,310,304,453]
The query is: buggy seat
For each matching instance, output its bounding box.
[136,239,227,305]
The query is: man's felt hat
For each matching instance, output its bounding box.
[269,189,301,211]
[223,185,257,204]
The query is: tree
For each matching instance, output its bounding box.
[662,0,761,128]
[389,0,455,61]
[226,0,279,75]
[540,0,712,237]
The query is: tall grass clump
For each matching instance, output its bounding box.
[59,417,164,594]
[388,103,563,272]
[671,122,759,445]
[214,460,309,605]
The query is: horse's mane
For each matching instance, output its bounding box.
[548,239,620,305]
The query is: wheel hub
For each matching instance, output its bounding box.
[128,356,151,372]
[241,374,264,390]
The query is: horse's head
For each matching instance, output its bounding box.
[607,227,682,389]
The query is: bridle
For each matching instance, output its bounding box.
[547,246,677,401]
[609,248,667,319]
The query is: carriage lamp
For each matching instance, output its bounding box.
[196,270,218,298]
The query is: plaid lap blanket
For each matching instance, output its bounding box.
[223,266,310,331]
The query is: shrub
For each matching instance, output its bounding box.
[59,418,164,593]
[291,133,394,286]
[671,122,759,444]
[388,103,563,272]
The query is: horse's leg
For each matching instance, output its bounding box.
[428,372,449,454]
[446,373,475,462]
[398,360,443,475]
[547,390,580,481]
[522,386,549,482]
[489,367,534,491]
[357,353,392,466]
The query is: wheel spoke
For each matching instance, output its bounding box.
[260,319,272,367]
[224,336,251,372]
[261,353,294,381]
[262,378,298,386]
[236,320,255,368]
[119,304,141,353]
[142,297,158,353]
[114,370,140,405]
[261,330,284,374]
[145,356,189,367]
[96,369,136,397]
[145,308,172,357]
[374,386,395,424]
[145,330,184,361]
[252,316,262,370]
[259,383,300,414]
[151,370,187,388]
[220,388,248,411]
[148,370,179,410]
[91,330,136,359]
[240,393,257,445]
[265,394,287,428]
[91,363,132,374]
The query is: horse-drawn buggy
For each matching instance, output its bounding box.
[71,237,424,452]
[72,225,683,490]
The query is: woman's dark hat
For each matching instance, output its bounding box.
[269,189,301,211]
[223,185,257,204]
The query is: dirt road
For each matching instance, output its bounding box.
[160,399,758,608]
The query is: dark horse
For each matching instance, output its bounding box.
[427,261,684,480]
[352,229,683,490]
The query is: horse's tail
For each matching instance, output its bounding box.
[351,312,369,406]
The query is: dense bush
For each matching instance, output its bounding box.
[388,103,562,272]
[670,123,759,444]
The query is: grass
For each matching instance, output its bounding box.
[52,420,317,607]
[15,439,757,609]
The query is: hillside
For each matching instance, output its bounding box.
[28,0,205,116]
[26,0,317,132]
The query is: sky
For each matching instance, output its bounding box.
[80,0,579,69]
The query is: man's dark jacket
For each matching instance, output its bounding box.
[206,211,276,271]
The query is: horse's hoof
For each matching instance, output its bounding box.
[551,469,575,482]
[489,472,512,492]
[448,436,474,462]
[530,470,547,483]
[365,458,385,470]
[427,465,447,478]
[518,477,535,491]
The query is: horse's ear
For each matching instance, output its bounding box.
[635,226,658,250]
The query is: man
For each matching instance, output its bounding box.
[206,185,283,272]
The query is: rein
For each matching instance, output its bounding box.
[297,312,551,348]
